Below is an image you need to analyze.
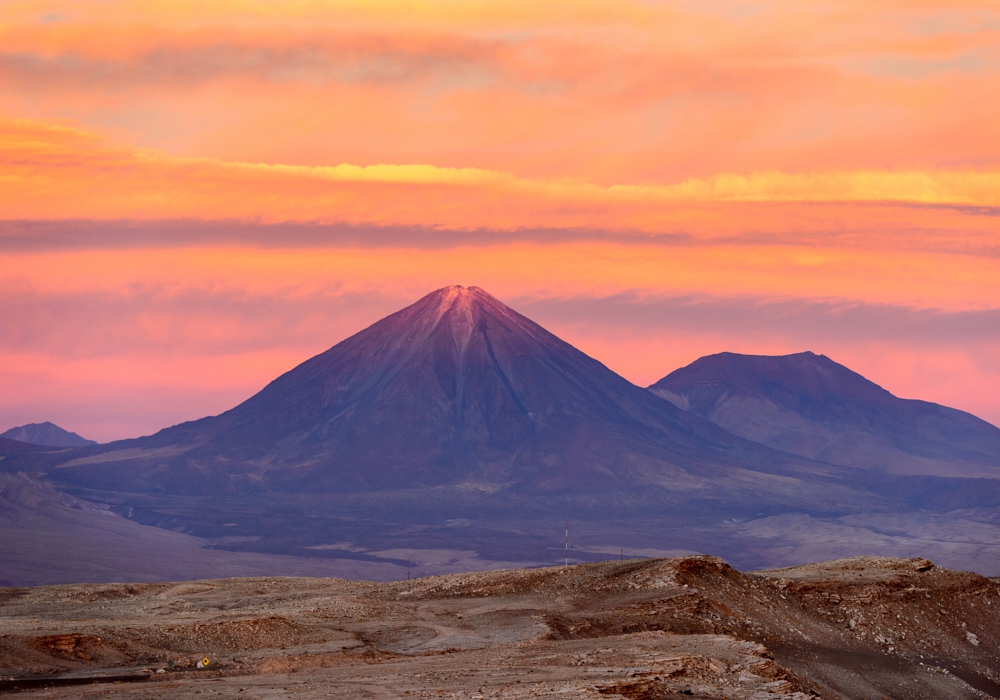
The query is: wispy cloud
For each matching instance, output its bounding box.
[3,118,1000,231]
[0,39,505,90]
[3,217,1000,262]
[517,292,1000,347]
[2,0,999,180]
[3,284,998,358]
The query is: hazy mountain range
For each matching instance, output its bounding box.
[1,421,96,448]
[3,285,1000,585]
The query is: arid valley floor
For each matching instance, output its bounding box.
[2,556,999,699]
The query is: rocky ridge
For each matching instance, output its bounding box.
[1,556,998,699]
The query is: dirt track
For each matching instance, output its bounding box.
[1,556,998,699]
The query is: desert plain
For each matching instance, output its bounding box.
[2,555,1000,699]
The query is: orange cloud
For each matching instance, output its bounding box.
[1,0,998,181]
[3,117,1000,235]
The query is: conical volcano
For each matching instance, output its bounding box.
[48,286,835,497]
[221,283,687,491]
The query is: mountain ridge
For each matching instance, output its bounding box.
[650,351,1000,478]
[1,421,97,447]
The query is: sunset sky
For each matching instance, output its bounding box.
[2,0,999,442]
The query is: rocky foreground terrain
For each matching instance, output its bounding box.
[1,556,999,699]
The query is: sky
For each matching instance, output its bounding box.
[1,0,999,442]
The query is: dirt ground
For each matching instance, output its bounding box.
[1,555,999,699]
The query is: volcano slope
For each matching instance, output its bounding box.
[2,556,999,700]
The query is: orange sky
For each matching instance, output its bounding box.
[1,0,999,440]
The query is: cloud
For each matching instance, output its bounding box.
[2,0,999,184]
[516,292,1000,347]
[3,118,1000,233]
[0,38,505,91]
[3,217,1000,264]
[1,0,999,438]
[3,283,999,359]
[0,284,404,357]
[0,219,696,252]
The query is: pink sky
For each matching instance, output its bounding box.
[1,0,998,441]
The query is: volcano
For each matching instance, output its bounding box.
[46,286,841,499]
[650,351,1000,479]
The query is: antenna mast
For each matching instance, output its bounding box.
[565,519,569,567]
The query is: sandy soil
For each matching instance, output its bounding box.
[2,556,999,699]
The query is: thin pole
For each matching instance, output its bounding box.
[565,520,569,567]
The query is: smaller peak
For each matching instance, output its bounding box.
[1,421,96,447]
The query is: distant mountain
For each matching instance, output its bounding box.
[649,351,1000,479]
[8,289,1000,582]
[1,421,97,447]
[38,287,845,505]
